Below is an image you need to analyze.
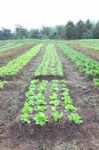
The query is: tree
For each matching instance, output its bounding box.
[85,19,93,30]
[49,27,57,39]
[56,25,66,39]
[65,21,76,40]
[0,28,13,40]
[30,29,40,39]
[76,20,86,39]
[83,20,93,39]
[93,21,99,39]
[15,25,29,39]
[40,26,51,38]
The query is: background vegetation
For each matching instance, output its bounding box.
[0,20,99,40]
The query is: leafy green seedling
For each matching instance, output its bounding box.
[26,90,34,97]
[64,97,72,104]
[49,93,57,100]
[61,80,67,84]
[34,113,48,126]
[68,113,83,124]
[52,111,63,121]
[94,79,99,87]
[37,105,47,112]
[0,81,7,90]
[22,103,32,113]
[36,99,46,105]
[62,91,69,97]
[51,106,57,112]
[65,104,77,112]
[49,100,60,107]
[21,113,30,124]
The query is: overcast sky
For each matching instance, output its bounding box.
[0,0,99,30]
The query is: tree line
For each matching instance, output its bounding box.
[0,20,99,40]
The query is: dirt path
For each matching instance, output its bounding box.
[0,44,35,67]
[68,44,99,61]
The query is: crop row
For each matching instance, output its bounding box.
[0,40,35,52]
[34,44,63,77]
[21,79,82,126]
[0,44,43,77]
[0,42,25,53]
[0,44,34,64]
[58,43,99,87]
[68,40,99,51]
[69,44,99,61]
[0,42,15,49]
[78,41,99,51]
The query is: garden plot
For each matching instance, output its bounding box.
[58,43,99,87]
[0,41,99,150]
[21,80,82,125]
[34,44,63,78]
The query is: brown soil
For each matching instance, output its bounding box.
[68,44,99,61]
[34,75,64,81]
[0,45,99,150]
[0,44,35,67]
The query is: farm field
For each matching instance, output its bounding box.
[0,39,99,150]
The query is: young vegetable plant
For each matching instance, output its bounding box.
[49,93,58,100]
[51,106,57,112]
[21,113,30,124]
[52,111,63,122]
[94,79,99,87]
[68,113,83,124]
[34,113,48,126]
[35,92,46,105]
[37,105,47,112]
[49,100,60,107]
[0,80,7,90]
[65,104,77,112]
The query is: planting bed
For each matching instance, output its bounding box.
[0,44,35,67]
[68,44,99,61]
[0,41,99,150]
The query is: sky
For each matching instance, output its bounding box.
[0,0,99,30]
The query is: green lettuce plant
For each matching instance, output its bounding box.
[68,113,83,124]
[34,113,48,126]
[65,104,77,112]
[52,111,63,121]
